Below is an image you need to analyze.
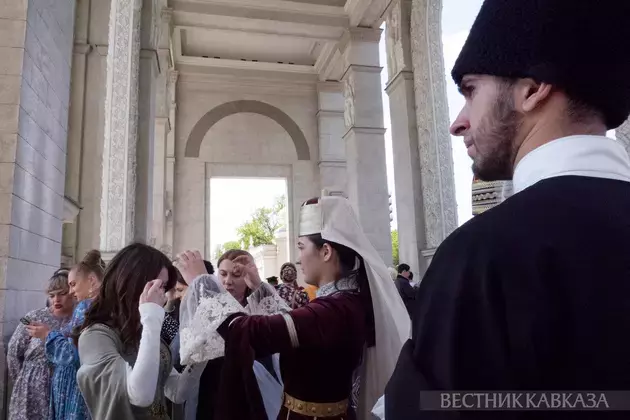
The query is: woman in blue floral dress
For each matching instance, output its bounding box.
[45,250,105,420]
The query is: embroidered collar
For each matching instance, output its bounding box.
[317,277,359,298]
[513,135,630,194]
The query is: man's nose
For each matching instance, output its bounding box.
[450,110,470,136]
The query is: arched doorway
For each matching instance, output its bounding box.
[184,100,311,160]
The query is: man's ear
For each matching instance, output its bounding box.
[516,79,553,113]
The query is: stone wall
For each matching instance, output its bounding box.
[0,0,75,415]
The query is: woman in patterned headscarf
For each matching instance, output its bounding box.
[276,262,309,309]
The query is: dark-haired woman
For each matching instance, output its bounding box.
[46,249,105,420]
[178,196,410,419]
[76,243,205,420]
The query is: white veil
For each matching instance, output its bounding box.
[309,196,411,419]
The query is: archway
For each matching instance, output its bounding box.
[185,100,311,160]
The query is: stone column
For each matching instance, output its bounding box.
[62,0,92,264]
[340,28,393,265]
[317,82,347,195]
[385,0,427,273]
[149,7,172,255]
[163,70,178,258]
[100,0,143,255]
[62,41,90,265]
[0,0,76,413]
[151,113,169,248]
[0,5,27,413]
[135,0,168,243]
[410,0,458,265]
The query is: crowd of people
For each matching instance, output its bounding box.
[6,244,327,420]
[5,0,630,418]
[7,195,409,420]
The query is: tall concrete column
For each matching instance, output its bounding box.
[0,5,28,413]
[410,0,458,265]
[341,28,393,265]
[62,0,91,265]
[62,0,111,263]
[145,6,172,255]
[136,0,169,244]
[151,114,168,248]
[317,82,347,195]
[100,0,142,255]
[385,0,426,274]
[164,70,178,258]
[0,0,76,413]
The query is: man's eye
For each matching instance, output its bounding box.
[460,83,476,98]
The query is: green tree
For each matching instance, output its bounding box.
[223,240,243,251]
[213,240,244,260]
[236,195,286,248]
[391,230,399,266]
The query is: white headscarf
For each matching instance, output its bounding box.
[300,196,411,419]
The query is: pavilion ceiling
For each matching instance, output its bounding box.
[170,0,388,81]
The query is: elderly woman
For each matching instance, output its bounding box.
[276,262,309,309]
[7,269,75,420]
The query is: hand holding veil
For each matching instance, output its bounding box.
[176,250,290,365]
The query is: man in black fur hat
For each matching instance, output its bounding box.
[383,0,630,418]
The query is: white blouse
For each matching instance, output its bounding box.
[125,303,205,407]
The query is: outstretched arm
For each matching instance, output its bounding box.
[219,293,364,358]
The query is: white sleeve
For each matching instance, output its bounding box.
[126,303,165,407]
[164,362,207,404]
